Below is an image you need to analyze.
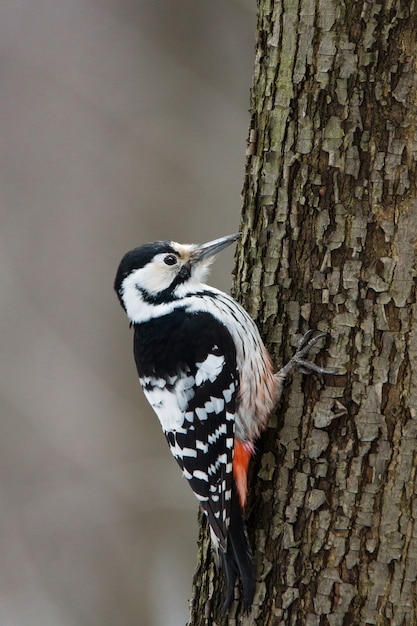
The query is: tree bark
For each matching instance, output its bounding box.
[189,1,417,624]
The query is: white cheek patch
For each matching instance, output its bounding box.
[120,267,178,323]
[131,262,175,295]
[195,353,225,386]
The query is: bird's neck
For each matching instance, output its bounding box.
[126,283,221,325]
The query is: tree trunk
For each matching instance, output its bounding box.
[189,1,417,624]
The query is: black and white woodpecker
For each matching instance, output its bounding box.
[114,233,333,612]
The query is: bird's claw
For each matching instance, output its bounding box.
[295,358,338,376]
[293,331,338,375]
[295,330,327,356]
[276,331,338,379]
[296,328,316,351]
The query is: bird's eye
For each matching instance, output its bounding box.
[164,254,177,266]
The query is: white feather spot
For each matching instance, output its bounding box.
[223,382,235,403]
[141,376,166,389]
[195,407,208,421]
[181,447,198,458]
[208,453,228,477]
[141,373,195,431]
[208,423,227,444]
[204,400,214,414]
[193,470,208,481]
[169,441,183,459]
[195,353,225,386]
[210,396,225,414]
[210,528,220,552]
[196,440,208,453]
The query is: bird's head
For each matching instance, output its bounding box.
[114,233,240,318]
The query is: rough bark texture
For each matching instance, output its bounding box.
[189,1,417,624]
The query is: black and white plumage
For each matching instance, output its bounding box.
[114,233,333,612]
[133,308,238,551]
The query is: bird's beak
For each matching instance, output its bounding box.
[191,233,241,262]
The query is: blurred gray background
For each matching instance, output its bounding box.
[0,1,255,624]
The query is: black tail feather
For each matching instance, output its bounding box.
[221,486,255,612]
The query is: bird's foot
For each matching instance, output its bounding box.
[276,330,338,381]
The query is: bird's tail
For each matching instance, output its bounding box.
[221,485,255,612]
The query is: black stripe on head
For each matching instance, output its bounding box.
[115,241,175,287]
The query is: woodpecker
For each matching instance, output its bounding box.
[114,233,333,612]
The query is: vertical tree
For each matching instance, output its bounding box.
[189,1,417,624]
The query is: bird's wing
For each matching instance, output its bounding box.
[135,311,239,551]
